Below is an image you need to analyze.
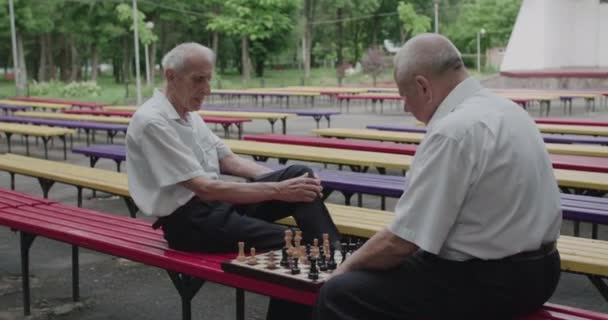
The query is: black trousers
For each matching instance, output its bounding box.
[158,164,341,320]
[313,245,561,320]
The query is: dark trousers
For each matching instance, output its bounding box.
[158,165,341,320]
[313,245,561,320]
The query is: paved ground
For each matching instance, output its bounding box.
[0,90,607,319]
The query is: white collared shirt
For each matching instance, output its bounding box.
[126,89,233,217]
[388,77,562,261]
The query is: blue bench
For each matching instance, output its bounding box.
[206,106,340,128]
[366,124,608,145]
[70,144,608,239]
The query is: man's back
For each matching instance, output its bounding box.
[429,87,562,260]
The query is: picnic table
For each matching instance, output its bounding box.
[9,97,106,109]
[0,100,72,112]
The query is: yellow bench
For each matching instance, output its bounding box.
[13,111,130,125]
[223,139,411,174]
[0,99,72,111]
[0,153,606,298]
[0,123,74,159]
[313,128,608,158]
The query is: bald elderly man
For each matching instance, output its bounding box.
[126,42,340,320]
[313,34,561,319]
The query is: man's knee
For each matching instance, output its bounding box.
[284,164,314,178]
[314,273,353,318]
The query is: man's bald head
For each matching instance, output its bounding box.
[394,33,465,85]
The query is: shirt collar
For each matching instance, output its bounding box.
[153,89,184,121]
[426,77,483,129]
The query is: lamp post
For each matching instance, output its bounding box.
[144,21,154,87]
[476,28,486,73]
[132,0,142,105]
[433,0,439,33]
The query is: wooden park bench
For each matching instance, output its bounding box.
[1,188,607,319]
[0,123,74,159]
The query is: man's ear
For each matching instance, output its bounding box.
[415,75,432,101]
[165,68,175,81]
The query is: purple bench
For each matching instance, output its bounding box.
[0,116,127,145]
[71,144,608,240]
[366,124,608,145]
[0,104,28,115]
[205,106,340,128]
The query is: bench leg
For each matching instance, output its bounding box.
[123,197,139,218]
[42,137,51,159]
[236,288,245,320]
[588,276,608,302]
[167,271,205,320]
[5,133,12,153]
[10,172,15,190]
[37,178,55,198]
[20,232,37,316]
[268,119,276,133]
[72,245,80,302]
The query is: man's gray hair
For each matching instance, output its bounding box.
[394,33,463,84]
[161,42,215,73]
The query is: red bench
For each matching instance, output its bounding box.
[1,188,607,320]
[63,109,251,139]
[243,134,608,173]
[10,97,106,109]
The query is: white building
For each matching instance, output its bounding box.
[501,0,608,73]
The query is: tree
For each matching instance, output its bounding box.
[208,0,298,82]
[362,47,386,86]
[397,2,431,43]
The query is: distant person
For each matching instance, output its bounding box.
[126,42,340,320]
[314,33,562,320]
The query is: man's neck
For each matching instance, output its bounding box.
[165,88,189,120]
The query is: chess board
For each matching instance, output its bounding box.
[221,250,343,291]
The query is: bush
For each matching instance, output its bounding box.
[60,81,101,97]
[29,81,56,96]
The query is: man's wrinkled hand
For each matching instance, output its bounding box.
[275,173,323,202]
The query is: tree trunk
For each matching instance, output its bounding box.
[16,32,28,95]
[336,7,344,67]
[241,36,250,82]
[46,34,56,80]
[303,0,313,79]
[123,37,131,82]
[38,35,47,81]
[113,58,121,83]
[212,31,219,54]
[59,37,70,82]
[150,40,157,85]
[69,35,79,82]
[91,43,99,81]
[353,23,360,63]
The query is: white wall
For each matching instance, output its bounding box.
[501,0,608,71]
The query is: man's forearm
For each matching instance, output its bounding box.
[339,228,417,272]
[221,154,272,179]
[184,178,278,203]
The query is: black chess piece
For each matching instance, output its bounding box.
[318,255,328,272]
[340,242,348,264]
[280,247,289,267]
[327,248,337,270]
[306,244,311,256]
[308,257,319,280]
[290,257,301,275]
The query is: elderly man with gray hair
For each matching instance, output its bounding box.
[313,34,561,319]
[126,42,340,320]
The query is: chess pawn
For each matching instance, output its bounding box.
[237,241,246,262]
[247,247,258,265]
[308,256,319,280]
[290,256,301,275]
[280,247,289,267]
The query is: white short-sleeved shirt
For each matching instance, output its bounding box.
[388,77,562,261]
[126,89,233,217]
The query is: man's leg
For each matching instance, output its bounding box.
[238,164,341,244]
[313,250,561,320]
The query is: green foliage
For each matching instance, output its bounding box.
[29,81,61,96]
[60,81,101,98]
[397,2,431,39]
[443,0,522,53]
